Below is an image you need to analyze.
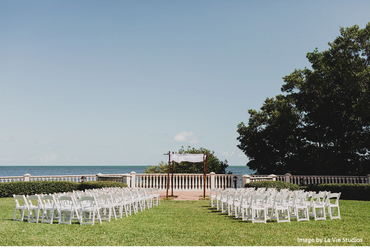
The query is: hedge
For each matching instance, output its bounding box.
[77,181,128,191]
[0,181,128,198]
[303,183,370,201]
[244,181,300,191]
[244,182,370,201]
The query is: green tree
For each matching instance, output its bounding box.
[144,146,230,174]
[143,161,169,173]
[237,23,370,175]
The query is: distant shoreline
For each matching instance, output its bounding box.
[0,165,247,166]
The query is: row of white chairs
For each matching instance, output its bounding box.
[209,187,341,223]
[13,187,160,225]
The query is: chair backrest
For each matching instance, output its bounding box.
[241,192,251,206]
[14,195,29,208]
[257,188,266,194]
[210,188,217,196]
[314,192,326,203]
[266,188,276,194]
[42,195,56,207]
[96,193,113,206]
[59,196,74,210]
[296,192,308,202]
[147,188,154,195]
[152,188,159,195]
[227,191,235,201]
[59,196,73,201]
[272,194,290,208]
[216,188,222,196]
[251,194,267,207]
[221,190,228,199]
[233,192,241,204]
[27,195,41,207]
[79,196,96,208]
[326,192,341,205]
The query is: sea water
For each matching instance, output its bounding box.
[0,165,255,177]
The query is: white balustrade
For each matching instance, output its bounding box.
[1,172,369,187]
[0,174,97,183]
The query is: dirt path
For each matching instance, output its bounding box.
[159,190,210,200]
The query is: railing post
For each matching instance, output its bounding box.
[96,173,103,182]
[269,174,277,181]
[121,173,130,186]
[367,174,370,184]
[130,171,136,188]
[210,172,215,189]
[242,174,250,187]
[284,173,291,183]
[23,174,31,182]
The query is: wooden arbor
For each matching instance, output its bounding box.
[164,152,209,198]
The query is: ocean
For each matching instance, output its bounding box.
[0,165,255,177]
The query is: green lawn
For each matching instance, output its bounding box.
[0,197,369,246]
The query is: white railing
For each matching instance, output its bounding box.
[135,173,211,190]
[0,176,24,183]
[134,173,246,190]
[1,172,370,188]
[0,174,97,183]
[244,174,370,185]
[280,173,370,185]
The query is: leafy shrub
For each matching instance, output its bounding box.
[78,181,128,190]
[0,181,127,198]
[304,183,370,201]
[0,181,79,198]
[244,181,300,191]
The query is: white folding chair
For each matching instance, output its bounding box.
[122,190,133,216]
[215,189,222,210]
[41,195,58,224]
[138,189,147,211]
[232,192,242,218]
[209,188,217,208]
[227,191,235,216]
[290,193,309,221]
[58,196,76,224]
[269,194,290,223]
[26,195,42,223]
[310,192,327,221]
[240,192,253,221]
[143,188,153,209]
[13,195,29,221]
[128,190,139,214]
[95,193,114,221]
[152,188,160,206]
[78,196,101,225]
[110,191,124,218]
[325,192,341,220]
[133,189,145,212]
[250,194,268,223]
[220,190,228,213]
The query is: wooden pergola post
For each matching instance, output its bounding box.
[203,153,209,199]
[165,151,171,198]
[171,152,174,196]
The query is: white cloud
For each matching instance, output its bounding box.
[0,136,13,142]
[220,151,235,158]
[66,157,79,162]
[39,154,58,164]
[238,152,245,157]
[173,132,200,144]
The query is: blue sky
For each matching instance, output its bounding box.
[1,0,370,166]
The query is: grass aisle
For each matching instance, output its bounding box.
[0,197,369,246]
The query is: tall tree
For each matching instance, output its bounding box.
[237,23,370,175]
